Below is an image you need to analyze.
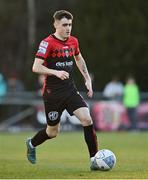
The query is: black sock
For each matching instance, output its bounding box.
[31,128,50,147]
[83,124,98,158]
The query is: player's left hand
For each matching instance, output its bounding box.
[85,79,93,98]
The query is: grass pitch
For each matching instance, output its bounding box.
[0,131,148,179]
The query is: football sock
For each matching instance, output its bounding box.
[83,124,98,158]
[31,128,50,147]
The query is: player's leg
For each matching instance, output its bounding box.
[26,123,60,164]
[73,107,99,170]
[30,123,60,147]
[26,96,62,164]
[66,91,98,159]
[73,107,98,157]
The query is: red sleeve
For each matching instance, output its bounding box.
[35,40,49,60]
[74,38,80,56]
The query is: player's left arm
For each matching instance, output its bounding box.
[74,53,93,97]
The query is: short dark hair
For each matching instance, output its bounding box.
[53,10,73,21]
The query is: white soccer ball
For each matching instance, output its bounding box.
[94,149,116,171]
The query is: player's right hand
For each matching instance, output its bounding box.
[55,70,69,80]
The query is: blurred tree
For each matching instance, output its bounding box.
[25,0,36,88]
[0,0,27,81]
[0,0,148,91]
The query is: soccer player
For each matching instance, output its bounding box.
[26,10,98,170]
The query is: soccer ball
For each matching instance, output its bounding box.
[94,149,116,171]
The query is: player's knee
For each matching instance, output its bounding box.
[80,117,92,126]
[46,128,58,138]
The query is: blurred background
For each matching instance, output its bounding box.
[0,0,148,132]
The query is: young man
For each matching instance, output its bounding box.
[26,10,98,170]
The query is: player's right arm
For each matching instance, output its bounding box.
[32,58,69,80]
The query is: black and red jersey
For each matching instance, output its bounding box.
[35,34,80,96]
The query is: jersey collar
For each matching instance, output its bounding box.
[51,34,69,42]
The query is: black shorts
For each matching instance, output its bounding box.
[43,90,88,126]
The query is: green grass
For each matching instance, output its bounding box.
[0,131,148,179]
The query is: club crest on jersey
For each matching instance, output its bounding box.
[48,111,58,121]
[65,50,69,57]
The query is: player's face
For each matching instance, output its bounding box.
[54,18,72,39]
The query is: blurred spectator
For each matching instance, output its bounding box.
[103,76,124,101]
[0,73,7,97]
[7,73,25,117]
[34,74,45,128]
[7,74,25,92]
[89,72,95,89]
[0,73,7,104]
[34,74,45,96]
[123,76,140,130]
[0,73,7,122]
[37,74,45,95]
